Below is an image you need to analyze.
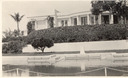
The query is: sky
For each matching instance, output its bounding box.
[2,0,92,32]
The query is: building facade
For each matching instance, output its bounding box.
[28,10,119,30]
[27,0,128,30]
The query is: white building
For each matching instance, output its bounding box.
[27,0,128,31]
[28,10,121,30]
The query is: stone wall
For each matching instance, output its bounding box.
[22,40,128,53]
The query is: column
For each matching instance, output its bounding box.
[110,14,113,24]
[55,10,58,27]
[94,15,96,25]
[16,68,19,76]
[68,17,72,26]
[87,14,90,25]
[104,67,107,76]
[45,19,48,28]
[121,16,124,24]
[98,14,102,24]
[34,20,38,30]
[58,20,61,26]
[77,15,81,25]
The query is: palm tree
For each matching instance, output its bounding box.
[10,13,24,36]
[47,16,54,28]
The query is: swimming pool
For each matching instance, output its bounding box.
[2,53,128,76]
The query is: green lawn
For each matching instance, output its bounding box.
[2,49,128,56]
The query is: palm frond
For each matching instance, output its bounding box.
[15,13,20,22]
[10,14,16,21]
[19,15,24,21]
[11,13,24,22]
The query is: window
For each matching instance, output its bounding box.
[61,20,64,26]
[91,16,94,24]
[65,20,68,26]
[32,21,35,25]
[61,20,68,26]
[81,17,87,25]
[74,18,77,26]
[31,21,35,29]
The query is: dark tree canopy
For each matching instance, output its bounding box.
[47,16,54,28]
[91,0,128,24]
[112,1,128,19]
[91,1,118,14]
[27,21,35,34]
[31,37,54,52]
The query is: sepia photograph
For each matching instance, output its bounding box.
[2,0,128,77]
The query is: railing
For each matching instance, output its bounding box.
[3,67,128,76]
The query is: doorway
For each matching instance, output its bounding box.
[114,15,118,24]
[102,15,109,24]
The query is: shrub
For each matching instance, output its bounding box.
[27,24,128,43]
[2,44,8,53]
[2,41,26,54]
[2,29,27,42]
[31,37,54,52]
[27,21,35,34]
[2,36,27,43]
[47,16,54,28]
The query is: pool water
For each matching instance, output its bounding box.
[2,54,128,76]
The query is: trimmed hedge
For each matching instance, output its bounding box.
[27,24,128,43]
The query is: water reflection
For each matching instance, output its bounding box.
[2,54,128,76]
[3,65,128,76]
[3,68,29,77]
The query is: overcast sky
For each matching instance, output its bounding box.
[2,0,92,32]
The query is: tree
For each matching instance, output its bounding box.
[91,0,128,24]
[91,8,101,24]
[10,13,24,36]
[31,37,54,52]
[91,1,105,24]
[27,21,34,34]
[13,30,19,37]
[112,1,128,24]
[47,16,54,28]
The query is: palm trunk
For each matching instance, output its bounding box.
[17,22,20,36]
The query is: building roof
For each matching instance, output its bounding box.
[27,10,91,20]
